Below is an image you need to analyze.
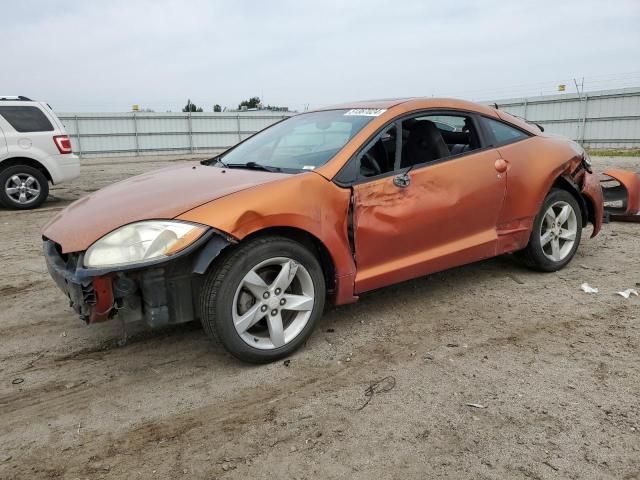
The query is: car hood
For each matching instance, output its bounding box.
[42,162,287,253]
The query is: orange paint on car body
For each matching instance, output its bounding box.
[601,168,640,222]
[42,98,605,311]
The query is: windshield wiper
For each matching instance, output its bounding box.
[200,153,228,167]
[224,162,282,173]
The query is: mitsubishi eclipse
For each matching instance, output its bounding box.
[42,98,604,363]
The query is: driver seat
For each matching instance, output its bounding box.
[401,121,450,168]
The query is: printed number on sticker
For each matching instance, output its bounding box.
[344,109,386,117]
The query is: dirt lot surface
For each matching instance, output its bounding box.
[1,155,639,479]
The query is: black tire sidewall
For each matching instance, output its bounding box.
[0,165,49,209]
[203,237,326,363]
[527,189,582,272]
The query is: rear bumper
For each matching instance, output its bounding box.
[47,153,80,184]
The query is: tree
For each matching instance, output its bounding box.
[238,96,261,110]
[213,104,222,112]
[182,99,203,112]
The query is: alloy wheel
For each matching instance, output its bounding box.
[4,173,41,205]
[232,257,315,350]
[539,200,578,262]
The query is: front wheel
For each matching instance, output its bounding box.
[199,236,326,363]
[517,188,582,272]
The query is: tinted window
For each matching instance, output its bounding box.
[485,118,528,145]
[0,106,54,132]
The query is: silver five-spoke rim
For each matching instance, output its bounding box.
[232,257,315,350]
[540,200,578,262]
[4,174,41,205]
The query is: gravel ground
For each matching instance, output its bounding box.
[1,155,639,480]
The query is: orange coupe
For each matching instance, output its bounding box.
[43,98,604,362]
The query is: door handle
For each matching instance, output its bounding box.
[393,172,411,188]
[494,159,509,173]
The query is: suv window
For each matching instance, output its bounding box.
[0,106,54,133]
[484,118,528,145]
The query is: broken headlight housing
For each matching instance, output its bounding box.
[582,152,593,173]
[84,220,208,268]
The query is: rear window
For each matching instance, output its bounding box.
[0,106,54,132]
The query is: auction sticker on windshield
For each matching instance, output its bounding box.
[344,109,386,116]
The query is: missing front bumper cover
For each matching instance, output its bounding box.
[43,231,232,328]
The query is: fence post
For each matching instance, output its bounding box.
[523,99,528,120]
[580,94,589,145]
[74,115,82,157]
[188,112,194,153]
[133,113,139,156]
[236,114,242,142]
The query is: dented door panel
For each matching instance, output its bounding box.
[353,149,506,294]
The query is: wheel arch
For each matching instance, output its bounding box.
[551,175,590,227]
[241,226,337,293]
[0,157,53,182]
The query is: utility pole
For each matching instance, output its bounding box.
[573,77,587,145]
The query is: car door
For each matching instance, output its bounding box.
[351,111,507,294]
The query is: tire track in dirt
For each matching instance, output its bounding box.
[4,296,632,479]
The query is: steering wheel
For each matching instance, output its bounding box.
[361,152,382,177]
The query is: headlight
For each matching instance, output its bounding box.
[84,220,208,268]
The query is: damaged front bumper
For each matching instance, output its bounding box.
[601,168,640,222]
[580,169,604,237]
[43,230,232,327]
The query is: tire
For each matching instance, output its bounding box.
[199,236,326,363]
[0,165,49,210]
[517,188,582,272]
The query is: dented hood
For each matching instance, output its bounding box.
[42,162,286,253]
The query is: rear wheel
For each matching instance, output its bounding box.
[0,165,49,209]
[199,236,326,363]
[517,188,582,271]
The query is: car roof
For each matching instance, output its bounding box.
[0,95,34,101]
[314,97,499,117]
[317,98,415,110]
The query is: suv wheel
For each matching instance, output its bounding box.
[0,165,49,209]
[200,236,326,363]
[517,188,582,272]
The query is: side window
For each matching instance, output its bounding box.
[0,106,54,132]
[354,112,484,181]
[359,123,399,178]
[400,114,480,168]
[484,118,529,146]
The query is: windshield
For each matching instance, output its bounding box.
[216,109,377,171]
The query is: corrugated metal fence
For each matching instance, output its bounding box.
[489,87,640,149]
[58,87,640,157]
[58,111,293,157]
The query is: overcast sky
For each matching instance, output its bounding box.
[3,0,640,112]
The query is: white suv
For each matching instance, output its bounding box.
[0,96,80,209]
